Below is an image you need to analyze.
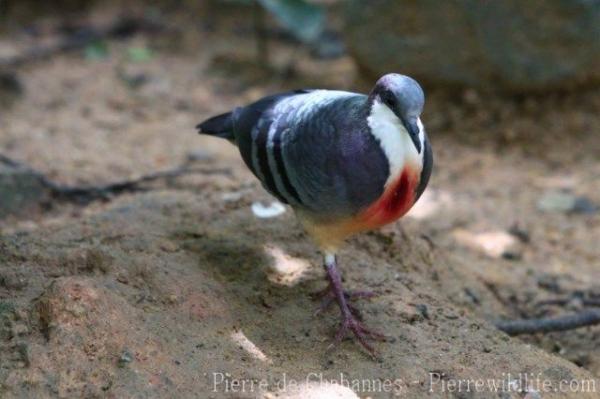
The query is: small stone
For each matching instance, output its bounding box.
[537,191,577,212]
[251,201,286,218]
[537,191,596,214]
[221,191,243,203]
[118,349,133,367]
[573,197,598,214]
[166,294,178,304]
[415,304,429,319]
[452,229,521,259]
[264,245,311,286]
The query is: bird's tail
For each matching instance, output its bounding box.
[196,111,235,140]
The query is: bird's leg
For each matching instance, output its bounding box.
[313,287,375,319]
[313,258,376,318]
[320,253,386,356]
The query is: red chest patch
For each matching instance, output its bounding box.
[358,167,419,229]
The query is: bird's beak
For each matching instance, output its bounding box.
[402,117,421,154]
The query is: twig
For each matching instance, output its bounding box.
[0,153,231,205]
[536,298,600,308]
[495,309,600,336]
[48,166,231,203]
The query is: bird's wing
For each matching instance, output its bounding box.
[415,131,433,201]
[234,90,388,217]
[279,94,389,218]
[231,89,313,204]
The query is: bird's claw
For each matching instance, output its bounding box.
[328,313,387,357]
[313,286,377,318]
[317,257,386,357]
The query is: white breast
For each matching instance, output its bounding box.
[367,100,424,187]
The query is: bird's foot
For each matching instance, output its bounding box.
[312,286,376,319]
[329,311,387,357]
[318,254,387,357]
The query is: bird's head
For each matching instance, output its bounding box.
[369,73,425,153]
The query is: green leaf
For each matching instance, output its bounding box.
[257,0,325,43]
[84,41,108,60]
[127,47,153,62]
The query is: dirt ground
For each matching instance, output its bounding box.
[1,3,600,398]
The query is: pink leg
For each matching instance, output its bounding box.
[313,286,376,317]
[317,254,386,356]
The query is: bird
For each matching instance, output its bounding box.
[196,73,433,356]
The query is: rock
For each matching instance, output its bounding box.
[221,190,244,203]
[0,163,48,219]
[572,197,598,215]
[538,191,578,212]
[537,191,597,214]
[118,349,133,367]
[452,229,522,259]
[251,201,286,218]
[264,245,312,286]
[343,0,600,92]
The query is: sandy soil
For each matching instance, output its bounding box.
[1,3,600,398]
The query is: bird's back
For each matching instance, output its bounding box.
[230,90,390,220]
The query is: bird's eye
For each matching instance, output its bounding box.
[383,93,395,107]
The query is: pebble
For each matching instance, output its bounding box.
[537,191,597,214]
[251,201,286,218]
[118,350,133,367]
[452,229,522,259]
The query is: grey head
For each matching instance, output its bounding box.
[369,73,425,153]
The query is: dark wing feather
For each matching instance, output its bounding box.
[196,111,234,139]
[279,95,389,217]
[415,133,433,201]
[232,90,313,203]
